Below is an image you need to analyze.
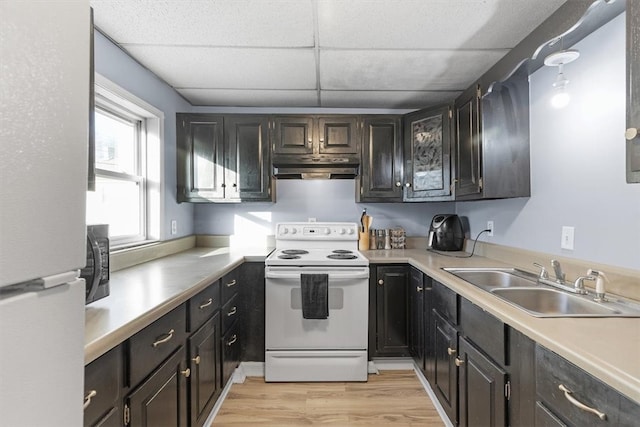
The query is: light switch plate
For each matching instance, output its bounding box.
[561,226,574,250]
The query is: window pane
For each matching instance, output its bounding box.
[87,176,141,238]
[95,109,137,175]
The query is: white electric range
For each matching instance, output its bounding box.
[264,222,370,382]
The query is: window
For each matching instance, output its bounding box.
[87,74,163,248]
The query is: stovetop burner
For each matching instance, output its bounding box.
[327,254,358,260]
[278,254,301,259]
[332,249,353,254]
[281,249,309,255]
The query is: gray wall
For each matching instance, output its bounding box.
[93,31,194,240]
[456,13,640,270]
[194,180,453,238]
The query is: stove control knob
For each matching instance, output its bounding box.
[339,228,346,235]
[348,228,355,235]
[324,228,331,235]
[281,227,288,235]
[291,228,297,234]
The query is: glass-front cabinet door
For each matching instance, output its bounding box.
[403,105,453,201]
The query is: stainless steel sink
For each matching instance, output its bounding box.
[443,267,539,290]
[490,287,628,317]
[443,267,640,318]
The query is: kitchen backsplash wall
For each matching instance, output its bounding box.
[457,13,640,271]
[194,180,453,239]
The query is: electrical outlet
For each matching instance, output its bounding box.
[561,226,574,250]
[171,220,177,235]
[487,221,494,237]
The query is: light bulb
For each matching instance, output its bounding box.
[551,89,570,108]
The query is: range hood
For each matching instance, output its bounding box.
[272,155,360,179]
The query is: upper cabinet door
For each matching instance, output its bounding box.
[177,114,225,202]
[403,106,453,201]
[225,116,272,201]
[317,116,359,155]
[273,116,314,155]
[627,2,640,183]
[359,116,403,202]
[455,85,483,198]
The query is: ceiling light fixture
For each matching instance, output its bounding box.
[544,49,580,109]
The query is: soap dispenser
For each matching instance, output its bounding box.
[588,269,608,302]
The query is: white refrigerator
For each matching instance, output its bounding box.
[0,1,90,426]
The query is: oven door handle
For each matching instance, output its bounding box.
[265,269,370,280]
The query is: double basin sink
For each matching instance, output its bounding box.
[443,268,640,318]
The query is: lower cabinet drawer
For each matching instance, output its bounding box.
[535,345,640,426]
[129,304,187,387]
[221,294,240,334]
[221,322,241,388]
[459,298,506,365]
[188,280,221,333]
[84,345,122,427]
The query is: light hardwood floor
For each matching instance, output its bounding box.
[212,370,445,426]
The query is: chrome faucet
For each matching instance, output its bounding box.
[533,262,549,279]
[551,259,565,282]
[573,275,596,295]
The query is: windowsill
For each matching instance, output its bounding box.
[110,239,160,254]
[109,236,196,272]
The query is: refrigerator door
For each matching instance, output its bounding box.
[0,279,85,426]
[0,1,90,288]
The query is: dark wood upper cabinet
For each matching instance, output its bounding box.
[455,85,483,198]
[404,105,453,201]
[176,114,272,203]
[627,1,640,183]
[225,115,271,200]
[273,115,358,156]
[359,116,403,202]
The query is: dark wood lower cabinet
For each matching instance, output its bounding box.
[84,345,123,427]
[458,336,507,427]
[408,267,424,371]
[432,310,458,424]
[373,265,410,356]
[126,346,189,427]
[189,314,221,427]
[221,321,241,388]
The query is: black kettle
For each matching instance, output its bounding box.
[428,214,464,251]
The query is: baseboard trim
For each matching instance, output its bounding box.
[412,363,455,427]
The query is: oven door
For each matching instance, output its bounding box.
[265,266,369,350]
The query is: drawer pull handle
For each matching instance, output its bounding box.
[558,384,607,421]
[227,334,237,346]
[199,298,213,309]
[447,347,456,356]
[83,390,97,410]
[192,355,201,365]
[454,357,464,367]
[226,306,237,317]
[152,329,175,347]
[416,286,423,292]
[181,368,191,378]
[226,279,237,288]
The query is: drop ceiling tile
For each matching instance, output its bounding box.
[320,90,462,109]
[320,49,508,91]
[178,89,319,107]
[91,0,315,47]
[124,46,318,89]
[317,0,565,49]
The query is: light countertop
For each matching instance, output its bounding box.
[84,246,640,404]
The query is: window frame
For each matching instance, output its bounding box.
[91,74,164,249]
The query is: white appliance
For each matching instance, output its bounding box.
[265,222,369,382]
[0,1,90,426]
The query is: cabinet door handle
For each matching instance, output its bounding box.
[199,298,213,309]
[152,329,174,347]
[378,279,384,286]
[227,334,237,346]
[226,306,237,317]
[405,182,411,188]
[625,127,638,140]
[558,384,607,420]
[83,390,97,410]
[447,347,456,356]
[181,368,191,378]
[226,279,237,288]
[395,181,402,187]
[416,286,423,292]
[454,357,464,367]
[192,355,201,365]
